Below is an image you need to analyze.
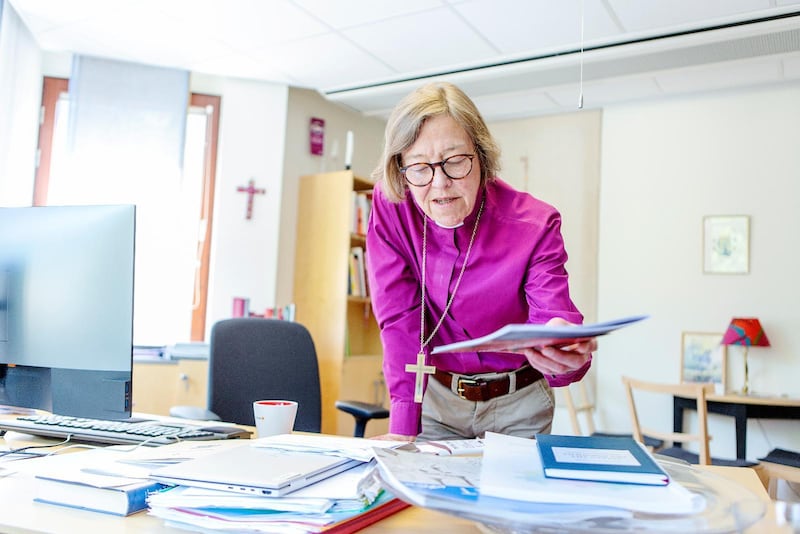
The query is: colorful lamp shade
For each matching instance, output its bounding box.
[721,318,770,348]
[721,317,770,395]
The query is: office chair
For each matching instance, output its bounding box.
[622,375,756,467]
[171,318,387,436]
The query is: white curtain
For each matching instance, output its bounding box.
[0,0,42,206]
[47,55,192,345]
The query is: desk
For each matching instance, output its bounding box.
[0,423,782,533]
[673,393,800,460]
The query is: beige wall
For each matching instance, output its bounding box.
[489,110,601,324]
[489,110,601,435]
[277,88,386,306]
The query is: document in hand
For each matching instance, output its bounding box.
[480,432,704,515]
[431,314,648,354]
[536,434,669,486]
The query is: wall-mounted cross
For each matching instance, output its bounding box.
[236,178,266,220]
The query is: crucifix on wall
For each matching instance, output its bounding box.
[236,178,266,220]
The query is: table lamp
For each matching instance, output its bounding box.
[721,317,770,395]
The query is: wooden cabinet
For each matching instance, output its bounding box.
[132,359,208,416]
[294,171,388,436]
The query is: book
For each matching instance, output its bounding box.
[480,432,703,515]
[431,314,648,354]
[536,433,669,486]
[35,473,168,516]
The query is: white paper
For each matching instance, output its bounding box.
[481,432,704,515]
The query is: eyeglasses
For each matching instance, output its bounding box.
[400,154,475,187]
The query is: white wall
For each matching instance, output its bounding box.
[0,0,41,205]
[191,75,289,340]
[596,83,800,460]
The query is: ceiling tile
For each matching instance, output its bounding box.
[250,32,396,90]
[291,0,442,29]
[453,0,620,56]
[343,7,497,76]
[154,0,329,50]
[607,0,773,33]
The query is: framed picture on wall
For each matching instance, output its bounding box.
[681,332,726,394]
[703,215,749,274]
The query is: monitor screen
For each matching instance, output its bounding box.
[0,204,135,420]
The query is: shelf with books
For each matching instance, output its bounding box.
[294,170,385,436]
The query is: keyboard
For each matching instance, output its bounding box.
[0,414,251,446]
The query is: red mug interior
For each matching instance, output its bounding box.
[256,401,294,406]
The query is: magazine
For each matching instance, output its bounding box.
[431,315,648,354]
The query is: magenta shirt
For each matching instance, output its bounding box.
[366,178,591,436]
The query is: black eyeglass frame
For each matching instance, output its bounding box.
[399,153,476,187]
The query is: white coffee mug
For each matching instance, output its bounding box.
[253,400,298,438]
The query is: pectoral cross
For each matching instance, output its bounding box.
[236,178,266,220]
[405,352,436,403]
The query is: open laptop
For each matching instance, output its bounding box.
[150,443,361,496]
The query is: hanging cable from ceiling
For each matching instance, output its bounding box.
[578,0,585,109]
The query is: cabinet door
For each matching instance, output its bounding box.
[132,359,209,416]
[173,359,209,408]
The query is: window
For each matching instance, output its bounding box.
[34,77,220,342]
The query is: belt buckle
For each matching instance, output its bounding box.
[456,377,479,400]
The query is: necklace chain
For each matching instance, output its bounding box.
[419,197,485,352]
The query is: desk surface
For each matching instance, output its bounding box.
[705,393,800,407]
[0,422,783,534]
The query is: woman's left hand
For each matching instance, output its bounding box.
[516,317,596,376]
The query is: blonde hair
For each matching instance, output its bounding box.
[372,82,501,202]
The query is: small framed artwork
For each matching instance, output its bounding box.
[681,332,726,393]
[703,215,749,274]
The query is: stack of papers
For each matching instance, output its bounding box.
[17,437,409,533]
[372,431,709,531]
[481,432,703,514]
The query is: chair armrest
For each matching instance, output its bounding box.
[335,400,389,420]
[170,405,222,421]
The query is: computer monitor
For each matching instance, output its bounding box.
[0,204,136,420]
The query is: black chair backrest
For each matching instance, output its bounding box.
[208,318,322,432]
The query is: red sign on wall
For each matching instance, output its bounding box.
[310,117,324,156]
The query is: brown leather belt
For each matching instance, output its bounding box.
[432,365,543,402]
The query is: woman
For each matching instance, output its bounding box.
[366,81,594,442]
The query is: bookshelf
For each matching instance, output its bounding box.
[293,171,387,436]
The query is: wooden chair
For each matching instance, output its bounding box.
[621,375,756,467]
[757,448,800,499]
[562,380,664,450]
[561,381,597,436]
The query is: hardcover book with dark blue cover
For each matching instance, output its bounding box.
[535,434,669,486]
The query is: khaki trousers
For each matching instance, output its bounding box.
[418,371,554,441]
